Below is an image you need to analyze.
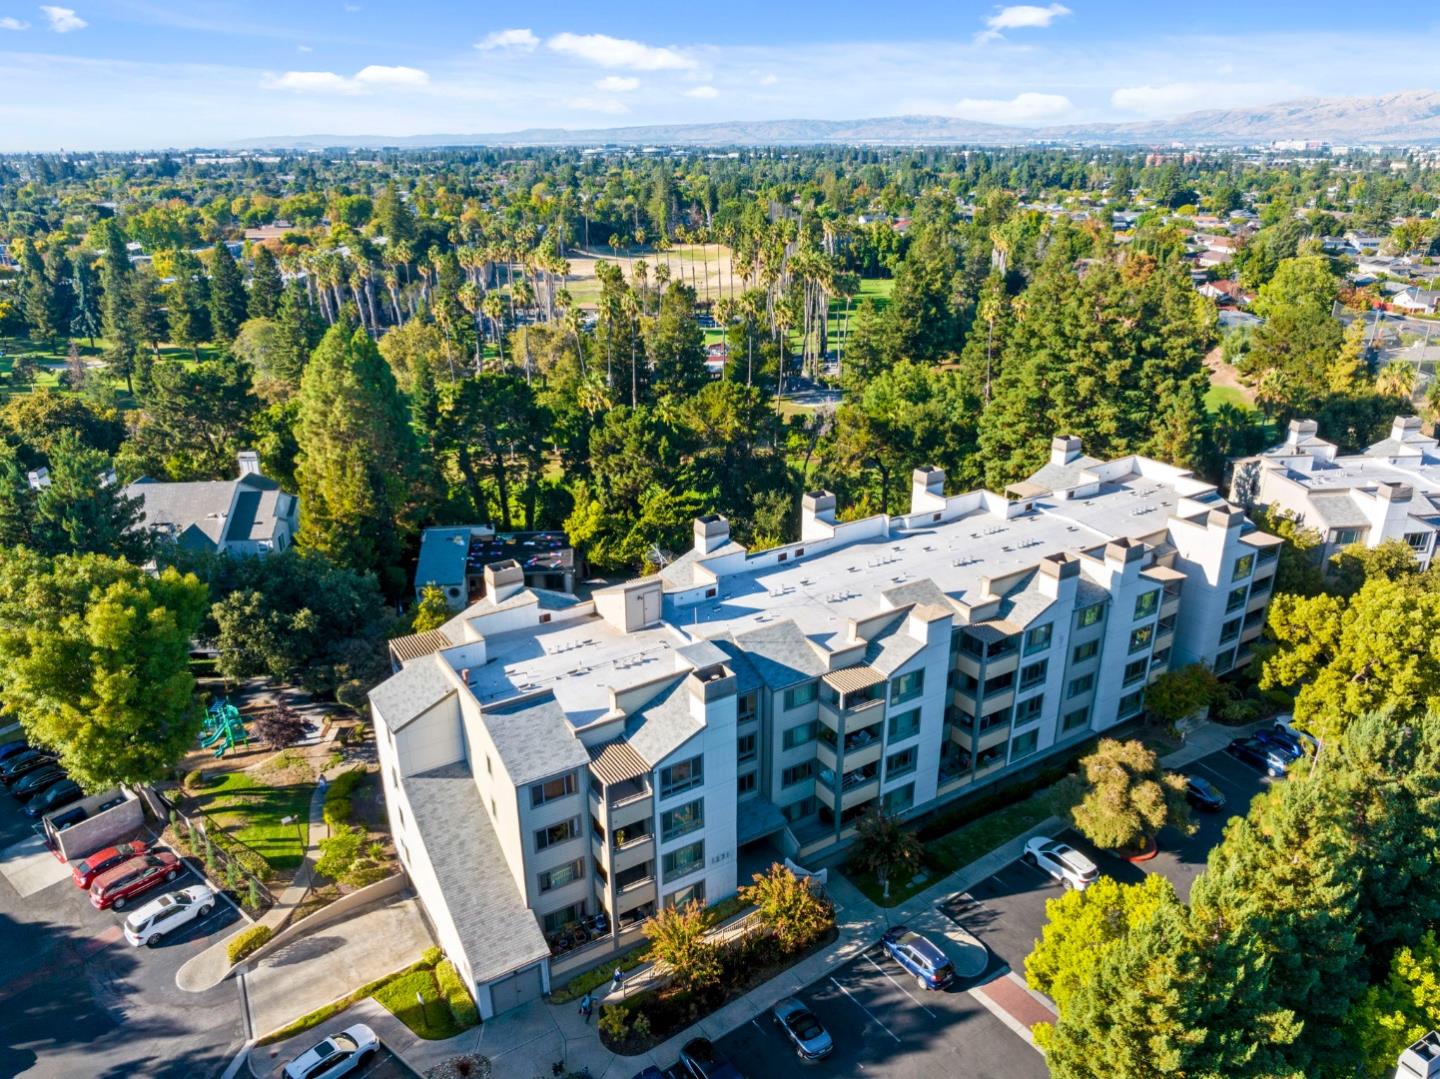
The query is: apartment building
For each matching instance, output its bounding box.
[1234,416,1440,568]
[369,437,1279,1019]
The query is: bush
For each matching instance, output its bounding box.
[322,767,365,829]
[183,768,205,791]
[315,824,388,887]
[436,958,480,1029]
[598,1003,629,1040]
[227,924,273,964]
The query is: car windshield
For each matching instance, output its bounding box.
[792,1012,824,1038]
[333,1034,357,1052]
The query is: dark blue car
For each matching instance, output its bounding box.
[1227,737,1289,777]
[1252,728,1304,761]
[881,926,956,990]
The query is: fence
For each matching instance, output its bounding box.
[145,786,277,912]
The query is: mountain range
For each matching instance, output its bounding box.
[232,89,1440,150]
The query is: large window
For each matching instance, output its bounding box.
[888,708,921,742]
[534,818,580,852]
[781,761,815,787]
[542,901,587,935]
[1123,658,1149,686]
[1067,673,1094,699]
[1232,553,1255,581]
[666,881,705,910]
[1077,604,1104,628]
[1133,591,1159,620]
[538,858,584,893]
[883,783,915,814]
[530,773,577,808]
[1226,585,1248,613]
[890,669,925,705]
[1061,706,1090,733]
[1024,623,1053,655]
[885,747,918,780]
[1015,694,1045,726]
[1129,626,1154,654]
[736,732,758,764]
[661,799,704,841]
[663,841,705,881]
[782,796,817,823]
[660,756,704,798]
[736,770,757,795]
[782,721,817,750]
[1220,617,1241,643]
[736,692,757,723]
[783,682,817,710]
[1072,640,1099,663]
[1011,730,1039,760]
[1020,659,1048,690]
[1118,690,1145,719]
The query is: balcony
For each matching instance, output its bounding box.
[612,831,654,873]
[977,722,1010,752]
[1240,623,1264,644]
[817,777,880,813]
[984,651,1019,678]
[1247,589,1271,614]
[818,696,885,736]
[842,739,883,771]
[616,861,655,895]
[979,689,1014,716]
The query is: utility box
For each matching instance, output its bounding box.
[46,788,143,863]
[1398,1031,1440,1079]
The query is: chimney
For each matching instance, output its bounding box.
[26,467,50,491]
[1285,419,1319,448]
[1050,435,1082,467]
[483,559,525,603]
[801,490,837,541]
[237,450,261,478]
[910,467,946,514]
[693,514,731,556]
[1103,538,1146,571]
[1392,416,1423,441]
[1037,552,1080,599]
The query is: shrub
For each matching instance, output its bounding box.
[183,768,205,791]
[630,1012,651,1039]
[422,945,443,967]
[315,824,388,887]
[739,864,832,953]
[252,702,309,749]
[227,924,273,964]
[322,767,366,828]
[597,1003,629,1040]
[436,958,480,1029]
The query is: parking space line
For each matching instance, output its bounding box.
[830,975,901,1043]
[863,953,937,1018]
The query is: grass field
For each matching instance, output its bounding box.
[0,333,217,404]
[373,966,462,1040]
[1204,383,1252,412]
[192,762,313,874]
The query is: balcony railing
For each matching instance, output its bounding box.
[607,777,651,808]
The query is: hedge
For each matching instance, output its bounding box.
[322,767,366,829]
[227,924,273,964]
[436,958,480,1029]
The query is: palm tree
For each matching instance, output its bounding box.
[1377,361,1418,401]
[482,293,505,367]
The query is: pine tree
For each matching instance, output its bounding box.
[69,256,101,348]
[167,251,212,358]
[98,219,132,342]
[248,245,283,319]
[207,241,247,344]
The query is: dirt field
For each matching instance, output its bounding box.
[558,243,741,307]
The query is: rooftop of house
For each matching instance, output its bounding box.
[414,525,573,587]
[122,461,294,550]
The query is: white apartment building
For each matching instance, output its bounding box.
[1234,416,1440,568]
[369,437,1279,1019]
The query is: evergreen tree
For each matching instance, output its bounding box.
[0,442,34,547]
[207,241,248,344]
[248,245,283,319]
[31,431,149,561]
[19,243,57,344]
[69,255,101,348]
[645,282,708,399]
[167,251,212,358]
[98,219,132,342]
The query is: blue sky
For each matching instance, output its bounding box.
[1,1,1438,150]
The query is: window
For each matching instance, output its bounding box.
[1118,690,1145,719]
[795,547,805,557]
[542,901,587,935]
[890,669,925,705]
[1020,659,1048,690]
[1061,706,1089,733]
[781,761,815,787]
[1129,626,1154,654]
[1123,658,1149,686]
[1226,585,1248,613]
[539,613,552,624]
[736,771,757,795]
[660,756,704,798]
[1332,529,1362,547]
[1133,591,1159,620]
[1077,604,1104,628]
[1011,730,1039,760]
[1406,532,1430,552]
[666,881,705,910]
[1220,617,1241,643]
[783,682,817,710]
[736,732,758,764]
[534,818,580,852]
[777,552,788,563]
[887,708,921,742]
[1072,640,1099,663]
[538,859,584,893]
[661,799,704,841]
[1152,648,1171,670]
[958,632,985,658]
[530,773,576,808]
[1015,694,1045,726]
[1024,623,1053,655]
[782,721,817,750]
[1232,553,1255,581]
[782,796,817,823]
[883,783,915,814]
[885,747,918,780]
[737,692,757,723]
[1067,673,1094,699]
[663,841,704,881]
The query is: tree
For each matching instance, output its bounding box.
[645,282,708,400]
[408,585,450,634]
[131,359,257,480]
[98,219,132,342]
[1144,664,1219,725]
[1252,255,1340,321]
[31,431,149,561]
[850,806,923,900]
[69,255,101,348]
[0,550,208,790]
[1346,932,1440,1079]
[739,863,832,953]
[167,251,212,357]
[643,900,721,993]
[248,246,283,319]
[436,373,550,528]
[1069,738,1192,852]
[315,823,387,888]
[251,701,308,749]
[208,241,248,344]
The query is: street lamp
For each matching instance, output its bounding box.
[280,814,304,855]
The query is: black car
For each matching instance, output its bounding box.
[0,739,31,764]
[10,763,65,800]
[1252,728,1304,761]
[679,1037,745,1079]
[0,748,55,784]
[1226,737,1289,777]
[1185,775,1226,812]
[23,778,83,818]
[47,804,88,831]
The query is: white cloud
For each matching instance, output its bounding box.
[758,73,779,86]
[976,3,1069,43]
[40,5,85,32]
[296,44,312,53]
[547,32,695,71]
[594,75,639,92]
[566,95,628,114]
[0,15,28,29]
[263,64,429,95]
[684,84,719,99]
[952,91,1072,123]
[1110,80,1304,118]
[353,64,429,87]
[476,27,538,52]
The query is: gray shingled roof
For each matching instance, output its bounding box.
[882,578,953,611]
[623,677,703,766]
[368,654,456,733]
[402,763,550,985]
[1019,456,1104,494]
[483,694,591,785]
[730,620,827,689]
[124,473,285,549]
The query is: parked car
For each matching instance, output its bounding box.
[1025,836,1100,890]
[281,1024,381,1079]
[679,1037,745,1079]
[881,925,957,990]
[89,851,180,910]
[1252,728,1304,761]
[1226,737,1289,778]
[772,996,834,1060]
[1185,775,1227,812]
[23,778,83,818]
[0,748,55,785]
[1273,714,1321,752]
[71,840,149,889]
[48,804,87,831]
[11,764,67,801]
[0,739,31,764]
[122,884,216,946]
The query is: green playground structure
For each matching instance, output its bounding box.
[199,698,250,757]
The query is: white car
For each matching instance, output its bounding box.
[122,883,216,946]
[1272,714,1321,751]
[282,1023,381,1079]
[1024,837,1100,891]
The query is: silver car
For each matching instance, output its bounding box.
[772,996,833,1060]
[282,1023,381,1079]
[1025,836,1099,890]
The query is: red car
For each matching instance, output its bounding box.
[89,852,180,910]
[71,841,150,889]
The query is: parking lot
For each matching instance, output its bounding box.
[0,777,249,1078]
[716,748,1273,1077]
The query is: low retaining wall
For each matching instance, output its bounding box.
[243,872,410,967]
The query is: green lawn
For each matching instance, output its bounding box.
[194,769,313,874]
[1204,382,1252,413]
[373,967,461,1040]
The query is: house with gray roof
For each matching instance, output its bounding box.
[122,452,298,556]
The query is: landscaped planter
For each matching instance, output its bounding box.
[1116,836,1160,862]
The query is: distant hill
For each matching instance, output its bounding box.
[231,89,1440,150]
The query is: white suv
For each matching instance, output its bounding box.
[1024,837,1100,890]
[282,1024,381,1079]
[122,884,216,946]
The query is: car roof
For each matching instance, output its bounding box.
[1189,775,1219,792]
[905,933,947,962]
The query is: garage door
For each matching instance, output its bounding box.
[491,964,544,1013]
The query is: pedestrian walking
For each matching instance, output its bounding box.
[579,992,593,1024]
[610,967,623,994]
